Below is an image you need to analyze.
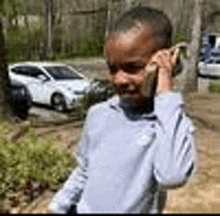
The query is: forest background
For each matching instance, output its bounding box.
[2,0,220,63]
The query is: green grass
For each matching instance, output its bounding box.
[209,83,220,93]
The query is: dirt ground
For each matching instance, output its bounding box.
[164,92,220,213]
[3,91,220,214]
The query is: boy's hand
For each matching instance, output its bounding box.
[46,208,54,214]
[149,47,180,95]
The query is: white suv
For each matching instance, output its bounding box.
[9,62,90,111]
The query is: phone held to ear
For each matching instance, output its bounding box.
[141,42,188,98]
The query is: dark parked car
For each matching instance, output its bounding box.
[8,81,32,119]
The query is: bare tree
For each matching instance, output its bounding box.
[45,0,54,60]
[183,0,202,95]
[0,6,13,120]
[105,0,111,40]
[125,0,133,11]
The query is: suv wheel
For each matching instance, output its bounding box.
[51,93,66,111]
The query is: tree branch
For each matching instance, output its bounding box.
[68,7,107,15]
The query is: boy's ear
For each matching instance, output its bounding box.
[141,42,189,98]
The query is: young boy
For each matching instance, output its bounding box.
[49,6,195,214]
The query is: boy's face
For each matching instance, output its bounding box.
[105,28,161,107]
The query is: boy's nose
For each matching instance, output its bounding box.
[113,69,130,86]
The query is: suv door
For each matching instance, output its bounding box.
[10,66,32,85]
[10,66,50,103]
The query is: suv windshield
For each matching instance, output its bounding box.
[206,59,214,64]
[44,66,83,80]
[211,52,220,57]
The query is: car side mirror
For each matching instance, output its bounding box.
[37,74,48,82]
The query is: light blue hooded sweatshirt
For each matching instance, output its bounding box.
[49,92,195,213]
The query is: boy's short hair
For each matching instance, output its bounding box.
[108,6,173,48]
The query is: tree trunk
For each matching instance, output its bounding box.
[45,0,54,60]
[105,0,111,41]
[0,17,13,120]
[183,0,202,96]
[125,0,133,11]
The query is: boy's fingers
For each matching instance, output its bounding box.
[171,47,180,66]
[149,48,179,75]
[154,50,173,73]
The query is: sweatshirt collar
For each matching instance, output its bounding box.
[108,95,157,120]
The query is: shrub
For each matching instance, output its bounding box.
[0,123,75,199]
[75,79,115,120]
[209,83,220,93]
[74,34,105,57]
[5,22,44,62]
[175,31,190,43]
[0,121,13,135]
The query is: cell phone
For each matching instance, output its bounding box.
[141,42,188,98]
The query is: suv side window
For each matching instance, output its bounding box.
[11,66,29,76]
[27,67,46,78]
[12,66,48,78]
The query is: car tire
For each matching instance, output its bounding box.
[51,93,66,112]
[17,110,28,119]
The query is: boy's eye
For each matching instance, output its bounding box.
[107,64,118,74]
[107,62,146,74]
[121,65,145,74]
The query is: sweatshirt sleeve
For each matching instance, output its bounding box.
[49,114,91,213]
[153,92,196,189]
